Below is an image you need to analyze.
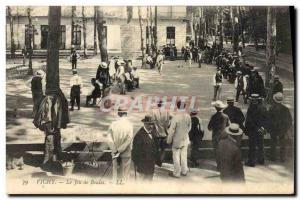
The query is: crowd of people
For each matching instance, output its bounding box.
[28,44,293,185]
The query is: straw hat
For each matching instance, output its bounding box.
[225,123,243,136]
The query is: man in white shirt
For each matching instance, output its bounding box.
[69,69,83,111]
[213,69,223,101]
[167,101,192,178]
[107,107,134,184]
[132,67,140,88]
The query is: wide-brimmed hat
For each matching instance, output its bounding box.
[117,60,125,66]
[226,97,235,103]
[117,106,128,113]
[211,100,226,109]
[190,108,199,115]
[248,94,261,101]
[100,62,108,68]
[225,123,243,136]
[273,92,284,103]
[141,115,155,124]
[36,70,45,78]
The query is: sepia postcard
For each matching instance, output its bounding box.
[6,5,295,195]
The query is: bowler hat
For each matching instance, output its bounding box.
[118,106,128,113]
[141,115,155,124]
[273,92,284,103]
[72,69,78,74]
[225,123,243,136]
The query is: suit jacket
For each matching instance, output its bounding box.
[151,108,170,138]
[223,106,245,130]
[208,111,230,141]
[217,134,245,183]
[167,112,191,148]
[268,103,292,135]
[245,103,268,135]
[132,127,157,175]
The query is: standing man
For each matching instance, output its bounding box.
[167,101,191,178]
[69,69,83,111]
[268,92,293,162]
[108,107,134,184]
[235,71,247,103]
[208,100,230,169]
[96,62,110,91]
[132,115,157,182]
[31,70,46,115]
[245,94,269,167]
[217,123,245,183]
[223,97,245,131]
[151,100,170,167]
[70,49,80,69]
[188,108,204,167]
[213,69,223,101]
[156,50,164,75]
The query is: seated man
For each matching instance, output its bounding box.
[86,78,102,107]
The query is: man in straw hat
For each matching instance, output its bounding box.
[132,115,157,182]
[107,106,133,184]
[208,100,230,169]
[69,69,82,111]
[188,108,204,167]
[245,94,269,167]
[167,101,191,178]
[96,62,110,91]
[217,123,245,183]
[268,92,293,162]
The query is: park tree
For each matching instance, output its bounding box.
[7,6,16,59]
[154,6,158,50]
[96,7,108,62]
[93,6,98,55]
[27,7,33,75]
[265,6,277,91]
[71,6,76,49]
[138,6,146,68]
[82,6,87,58]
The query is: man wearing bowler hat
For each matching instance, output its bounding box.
[217,123,245,183]
[245,94,269,167]
[268,92,293,162]
[132,115,157,181]
[69,69,82,111]
[107,107,133,184]
[223,97,245,131]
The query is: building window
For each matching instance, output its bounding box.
[41,25,66,49]
[73,25,81,46]
[166,26,175,45]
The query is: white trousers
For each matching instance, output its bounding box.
[172,145,188,177]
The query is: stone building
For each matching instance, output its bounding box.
[6,6,187,58]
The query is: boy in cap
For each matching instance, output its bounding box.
[217,123,245,183]
[188,108,204,167]
[69,69,83,111]
[132,115,157,181]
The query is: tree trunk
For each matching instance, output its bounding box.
[93,6,98,55]
[219,7,224,50]
[265,7,277,89]
[154,6,158,51]
[96,7,108,62]
[7,6,16,59]
[27,7,33,75]
[138,7,146,68]
[230,7,239,54]
[150,6,154,47]
[46,6,61,90]
[71,6,76,50]
[239,6,245,48]
[82,6,87,58]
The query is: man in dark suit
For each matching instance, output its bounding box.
[223,97,245,131]
[132,115,157,181]
[245,94,269,167]
[217,123,245,183]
